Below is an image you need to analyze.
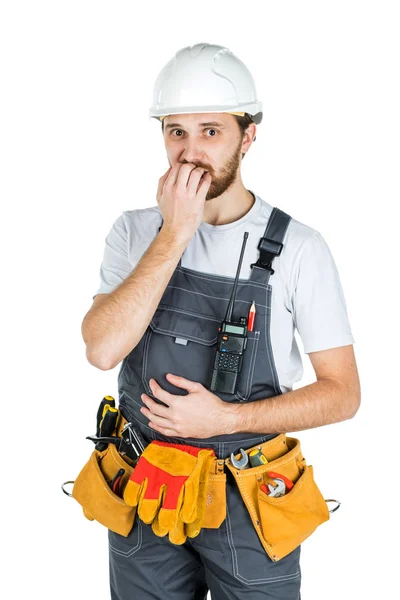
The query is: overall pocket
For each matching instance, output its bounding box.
[72,443,137,537]
[226,435,330,561]
[142,306,259,402]
[233,330,260,402]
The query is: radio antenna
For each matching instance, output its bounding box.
[224,232,249,322]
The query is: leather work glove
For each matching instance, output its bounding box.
[123,440,215,542]
[151,451,213,544]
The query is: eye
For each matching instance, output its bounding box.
[170,128,219,137]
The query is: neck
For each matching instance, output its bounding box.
[202,185,255,226]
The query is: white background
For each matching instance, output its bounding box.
[1,1,399,598]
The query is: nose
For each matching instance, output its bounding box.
[180,140,205,168]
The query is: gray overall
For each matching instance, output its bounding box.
[109,207,302,599]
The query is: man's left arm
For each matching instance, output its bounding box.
[230,344,361,434]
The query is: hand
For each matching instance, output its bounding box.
[140,374,238,439]
[156,163,212,244]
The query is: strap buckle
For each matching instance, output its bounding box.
[250,237,283,274]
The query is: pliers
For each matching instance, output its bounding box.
[260,471,294,497]
[86,421,147,462]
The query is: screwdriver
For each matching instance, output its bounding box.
[95,405,119,451]
[96,395,116,437]
[249,448,268,467]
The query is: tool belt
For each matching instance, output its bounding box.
[63,411,336,562]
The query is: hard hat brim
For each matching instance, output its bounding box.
[149,103,263,125]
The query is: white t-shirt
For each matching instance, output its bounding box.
[94,192,355,393]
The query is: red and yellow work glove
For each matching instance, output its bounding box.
[123,440,215,543]
[151,450,213,544]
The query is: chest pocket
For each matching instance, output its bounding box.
[141,306,260,403]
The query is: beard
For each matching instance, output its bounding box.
[180,136,243,201]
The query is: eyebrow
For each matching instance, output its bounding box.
[165,121,226,130]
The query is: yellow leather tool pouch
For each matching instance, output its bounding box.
[225,433,330,562]
[69,442,227,535]
[71,443,137,537]
[202,467,227,529]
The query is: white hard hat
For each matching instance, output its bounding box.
[149,43,263,125]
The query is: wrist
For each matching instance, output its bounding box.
[159,224,193,247]
[224,402,247,435]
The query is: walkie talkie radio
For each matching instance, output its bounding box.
[210,232,249,395]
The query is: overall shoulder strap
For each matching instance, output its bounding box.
[251,207,291,277]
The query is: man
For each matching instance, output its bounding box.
[82,43,360,600]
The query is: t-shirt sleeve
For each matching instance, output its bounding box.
[291,231,355,353]
[93,212,132,299]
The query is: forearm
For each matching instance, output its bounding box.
[82,227,188,370]
[231,378,358,434]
